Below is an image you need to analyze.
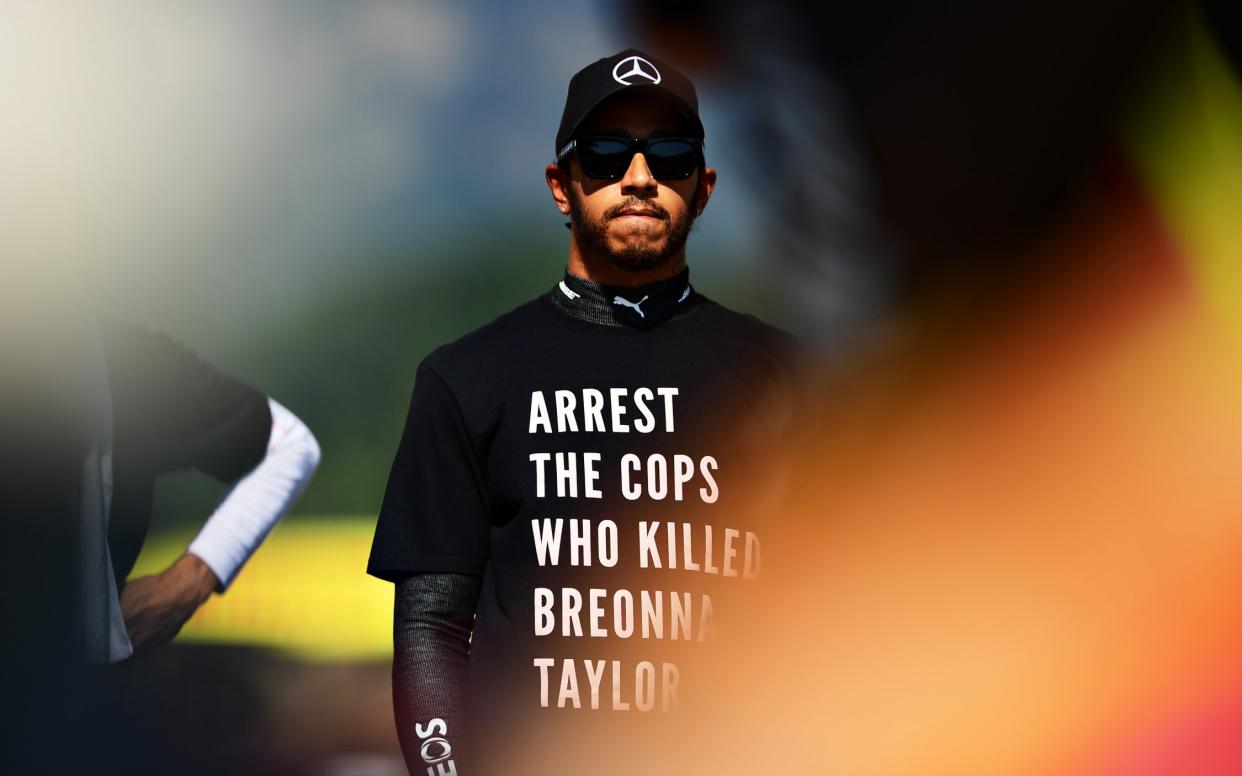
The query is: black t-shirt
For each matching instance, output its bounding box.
[98,318,272,585]
[368,291,792,769]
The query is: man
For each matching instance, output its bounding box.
[98,318,322,662]
[367,49,792,774]
[2,313,321,774]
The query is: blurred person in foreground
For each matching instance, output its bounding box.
[2,309,321,774]
[509,0,1242,774]
[367,49,793,774]
[94,318,322,663]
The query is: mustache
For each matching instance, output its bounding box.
[606,198,669,220]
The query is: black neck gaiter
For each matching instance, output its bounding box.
[547,267,699,329]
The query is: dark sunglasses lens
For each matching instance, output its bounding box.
[645,139,698,179]
[578,138,633,179]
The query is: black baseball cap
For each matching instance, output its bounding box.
[555,48,704,159]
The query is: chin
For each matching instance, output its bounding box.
[604,248,675,272]
[609,225,667,248]
[609,236,667,258]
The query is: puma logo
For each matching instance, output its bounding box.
[613,295,649,318]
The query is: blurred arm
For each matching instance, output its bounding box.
[121,398,319,656]
[187,397,321,590]
[118,552,217,657]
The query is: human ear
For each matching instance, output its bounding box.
[695,167,717,216]
[546,163,571,214]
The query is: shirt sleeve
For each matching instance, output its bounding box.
[367,363,491,580]
[98,318,272,481]
[98,318,274,584]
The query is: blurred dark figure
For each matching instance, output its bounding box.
[1,302,319,775]
[1,307,99,773]
[627,0,1187,345]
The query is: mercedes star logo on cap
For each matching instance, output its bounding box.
[555,49,703,155]
[612,55,662,86]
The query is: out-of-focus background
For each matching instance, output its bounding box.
[6,0,1242,773]
[4,2,788,774]
[4,0,785,518]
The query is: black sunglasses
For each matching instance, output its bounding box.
[556,136,704,180]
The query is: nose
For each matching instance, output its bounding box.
[620,152,657,195]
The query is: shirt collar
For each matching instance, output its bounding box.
[549,267,697,329]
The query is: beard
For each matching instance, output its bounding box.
[567,189,696,272]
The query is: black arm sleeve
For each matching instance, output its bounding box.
[393,572,481,775]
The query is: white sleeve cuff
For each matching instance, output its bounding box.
[187,397,320,590]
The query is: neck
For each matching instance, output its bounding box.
[566,239,687,287]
